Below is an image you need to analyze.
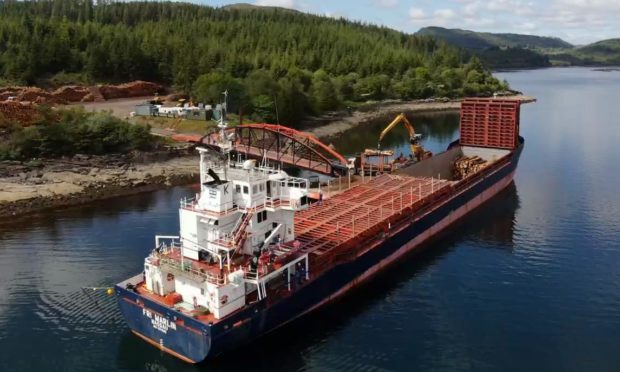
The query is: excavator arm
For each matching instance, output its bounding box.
[377,113,430,161]
[378,113,416,146]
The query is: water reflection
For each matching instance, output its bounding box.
[326,111,460,157]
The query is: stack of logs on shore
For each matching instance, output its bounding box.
[452,155,488,180]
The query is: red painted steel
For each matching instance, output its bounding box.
[238,124,348,166]
[200,124,349,175]
[293,174,452,271]
[460,98,521,149]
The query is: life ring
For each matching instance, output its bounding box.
[166,273,174,281]
[220,295,228,305]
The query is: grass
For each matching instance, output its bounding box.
[133,113,255,134]
[135,116,216,134]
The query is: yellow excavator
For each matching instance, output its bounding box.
[377,113,432,162]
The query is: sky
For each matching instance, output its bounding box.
[205,0,620,45]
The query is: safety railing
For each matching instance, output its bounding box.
[157,255,226,286]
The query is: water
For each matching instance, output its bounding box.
[1,67,620,371]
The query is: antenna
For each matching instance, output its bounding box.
[274,95,280,125]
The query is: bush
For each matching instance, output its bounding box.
[1,108,158,160]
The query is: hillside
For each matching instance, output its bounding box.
[0,0,506,127]
[416,27,574,68]
[417,27,620,67]
[546,39,620,66]
[571,39,620,65]
[417,27,572,50]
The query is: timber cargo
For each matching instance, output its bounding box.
[116,98,525,363]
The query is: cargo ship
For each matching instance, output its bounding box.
[115,98,525,363]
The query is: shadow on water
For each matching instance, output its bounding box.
[116,184,521,371]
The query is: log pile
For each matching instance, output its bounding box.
[98,81,162,100]
[0,101,41,127]
[0,81,163,105]
[452,155,488,180]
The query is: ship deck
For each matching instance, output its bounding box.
[294,174,452,257]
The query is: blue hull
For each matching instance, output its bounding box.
[116,140,523,363]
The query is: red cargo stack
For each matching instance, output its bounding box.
[460,98,521,149]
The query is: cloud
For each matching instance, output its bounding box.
[254,0,296,9]
[408,7,426,20]
[374,0,398,8]
[408,8,458,27]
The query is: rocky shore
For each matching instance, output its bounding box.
[0,152,199,219]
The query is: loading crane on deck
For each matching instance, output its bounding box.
[377,113,432,162]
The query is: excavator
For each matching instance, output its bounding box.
[377,113,432,162]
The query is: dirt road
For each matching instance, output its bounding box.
[69,96,150,118]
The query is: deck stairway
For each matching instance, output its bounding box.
[212,211,254,251]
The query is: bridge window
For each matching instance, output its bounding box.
[252,185,258,194]
[235,184,241,193]
[259,183,264,192]
[243,186,248,194]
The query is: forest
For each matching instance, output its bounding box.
[0,0,507,126]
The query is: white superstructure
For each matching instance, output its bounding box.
[143,146,310,319]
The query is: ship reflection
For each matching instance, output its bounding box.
[454,182,521,249]
[115,183,521,371]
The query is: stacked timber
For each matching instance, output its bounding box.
[452,155,488,180]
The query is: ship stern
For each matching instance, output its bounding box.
[115,275,212,364]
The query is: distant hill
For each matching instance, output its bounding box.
[417,27,620,68]
[417,27,573,50]
[576,39,620,64]
[548,39,620,66]
[416,27,564,69]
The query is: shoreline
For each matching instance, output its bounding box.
[304,95,535,139]
[0,155,199,220]
[0,94,535,219]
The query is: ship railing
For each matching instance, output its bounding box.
[179,197,196,210]
[157,255,226,285]
[155,235,180,251]
[180,196,242,218]
[264,196,301,210]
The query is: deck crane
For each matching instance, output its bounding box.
[377,113,432,162]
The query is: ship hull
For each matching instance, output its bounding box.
[116,140,523,363]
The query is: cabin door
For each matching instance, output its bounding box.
[266,181,272,197]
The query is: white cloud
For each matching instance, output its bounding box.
[408,7,426,20]
[375,0,398,8]
[434,8,457,21]
[408,7,458,27]
[254,0,296,9]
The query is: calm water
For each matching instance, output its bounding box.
[2,67,620,371]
